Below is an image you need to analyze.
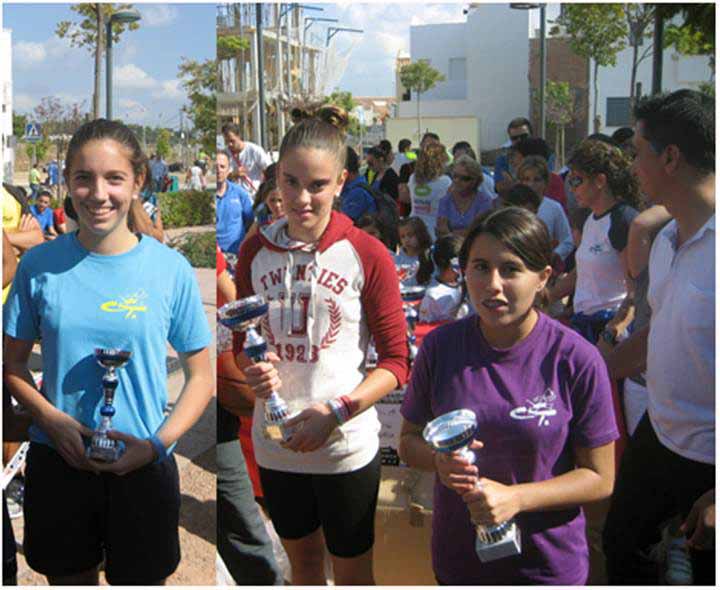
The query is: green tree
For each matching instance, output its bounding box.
[544,81,575,167]
[178,58,216,156]
[399,60,445,142]
[156,128,172,159]
[25,137,52,164]
[552,5,627,132]
[661,4,715,75]
[56,4,140,119]
[13,113,28,138]
[217,35,250,61]
[32,96,89,162]
[324,90,362,137]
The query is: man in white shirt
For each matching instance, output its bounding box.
[221,123,272,196]
[602,89,715,585]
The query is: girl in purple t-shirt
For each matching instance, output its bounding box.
[399,207,618,585]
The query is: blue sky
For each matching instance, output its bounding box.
[4,3,215,129]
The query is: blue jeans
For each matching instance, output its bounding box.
[217,406,283,585]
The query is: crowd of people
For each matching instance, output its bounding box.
[217,88,714,586]
[0,87,712,586]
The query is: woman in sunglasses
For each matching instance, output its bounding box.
[549,139,640,344]
[436,155,495,238]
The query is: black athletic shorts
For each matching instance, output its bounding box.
[258,451,381,558]
[23,442,181,584]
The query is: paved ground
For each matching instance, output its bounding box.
[10,262,217,586]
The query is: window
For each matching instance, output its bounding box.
[606,97,632,127]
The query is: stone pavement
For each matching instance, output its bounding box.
[11,265,218,586]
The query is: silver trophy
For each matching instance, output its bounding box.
[87,348,132,462]
[218,295,294,442]
[423,409,522,562]
[401,286,425,362]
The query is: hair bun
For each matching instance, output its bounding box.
[315,105,349,132]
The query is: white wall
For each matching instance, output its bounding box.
[386,116,480,158]
[0,28,13,183]
[589,43,713,135]
[397,4,529,151]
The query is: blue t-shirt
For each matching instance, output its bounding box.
[216,180,254,254]
[3,232,211,448]
[340,176,377,221]
[29,205,54,232]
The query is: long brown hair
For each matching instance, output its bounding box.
[414,143,448,184]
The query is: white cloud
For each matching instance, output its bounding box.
[152,79,184,100]
[140,5,178,27]
[115,64,157,90]
[375,31,406,57]
[14,41,47,66]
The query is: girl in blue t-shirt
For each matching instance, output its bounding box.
[398,207,617,585]
[3,119,213,586]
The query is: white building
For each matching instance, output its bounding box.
[390,4,529,153]
[590,45,713,136]
[0,25,13,184]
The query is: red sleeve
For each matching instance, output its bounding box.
[347,228,410,387]
[232,234,264,355]
[53,208,65,225]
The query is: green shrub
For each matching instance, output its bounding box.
[158,190,214,228]
[176,231,216,268]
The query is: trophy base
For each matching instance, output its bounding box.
[263,411,301,443]
[86,444,123,463]
[86,435,124,463]
[475,522,522,562]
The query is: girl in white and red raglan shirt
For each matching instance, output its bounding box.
[234,105,409,586]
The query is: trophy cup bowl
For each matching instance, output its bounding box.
[423,409,522,562]
[218,296,295,442]
[400,285,426,303]
[87,348,132,462]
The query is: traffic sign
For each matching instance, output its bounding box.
[24,122,42,143]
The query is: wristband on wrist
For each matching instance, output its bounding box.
[148,434,168,464]
[326,398,349,425]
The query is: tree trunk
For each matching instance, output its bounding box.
[94,4,103,120]
[416,90,421,146]
[560,125,565,168]
[593,61,600,133]
[630,39,639,110]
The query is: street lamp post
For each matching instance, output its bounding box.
[106,8,142,120]
[510,3,546,139]
[326,26,363,48]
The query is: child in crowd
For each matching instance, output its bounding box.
[356,212,396,255]
[394,217,433,286]
[252,177,285,227]
[418,235,465,323]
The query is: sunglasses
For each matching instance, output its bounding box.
[452,174,474,182]
[510,133,529,142]
[568,175,585,189]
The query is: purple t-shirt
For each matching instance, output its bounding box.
[401,313,618,585]
[437,189,495,232]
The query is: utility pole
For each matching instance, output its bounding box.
[652,10,664,94]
